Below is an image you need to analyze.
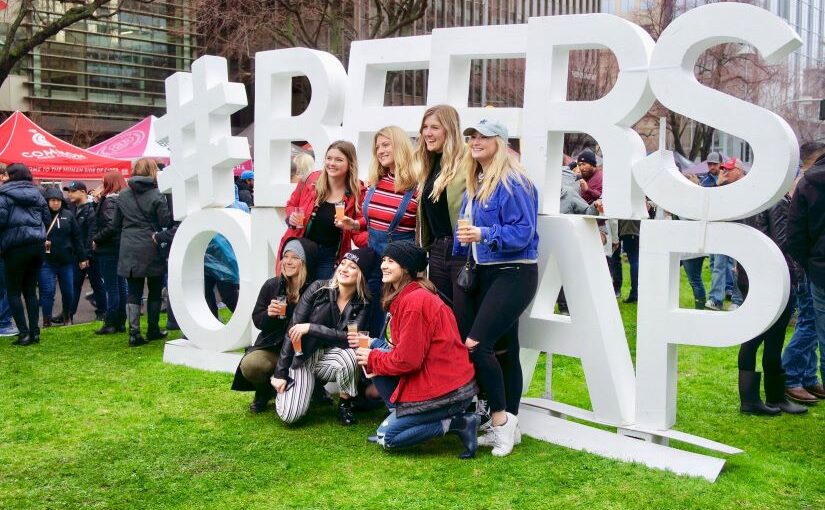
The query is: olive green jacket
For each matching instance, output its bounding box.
[416,167,467,250]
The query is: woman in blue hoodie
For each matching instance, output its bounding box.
[452,119,539,458]
[0,164,51,345]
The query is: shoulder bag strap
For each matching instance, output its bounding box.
[45,213,59,237]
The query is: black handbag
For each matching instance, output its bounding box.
[456,248,477,293]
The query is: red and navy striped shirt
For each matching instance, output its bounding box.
[359,175,418,233]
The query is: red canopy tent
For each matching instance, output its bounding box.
[0,111,131,179]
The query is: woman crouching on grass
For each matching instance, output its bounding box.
[231,238,318,413]
[355,240,479,459]
[271,247,376,426]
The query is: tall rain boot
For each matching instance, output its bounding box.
[145,300,168,341]
[738,370,780,415]
[127,303,147,347]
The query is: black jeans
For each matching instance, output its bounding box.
[427,236,461,308]
[204,275,239,319]
[126,276,164,305]
[71,258,106,315]
[3,244,43,336]
[453,262,538,415]
[738,296,794,373]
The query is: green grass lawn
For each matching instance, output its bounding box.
[1,262,823,510]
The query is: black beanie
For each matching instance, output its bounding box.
[384,240,427,275]
[342,247,377,276]
[577,149,598,167]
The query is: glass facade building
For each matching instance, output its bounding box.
[6,0,198,141]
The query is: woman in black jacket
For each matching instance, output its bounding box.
[91,170,129,335]
[231,237,318,412]
[0,163,50,346]
[38,186,86,327]
[271,247,375,426]
[112,158,172,347]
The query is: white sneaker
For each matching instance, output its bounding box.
[705,299,721,311]
[491,412,520,457]
[478,423,521,447]
[728,303,740,311]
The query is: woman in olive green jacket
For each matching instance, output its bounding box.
[413,105,467,307]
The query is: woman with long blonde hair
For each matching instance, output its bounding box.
[281,140,366,279]
[452,119,539,458]
[232,238,318,413]
[339,125,418,336]
[412,105,467,305]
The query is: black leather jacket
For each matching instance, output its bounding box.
[742,193,801,285]
[274,279,369,380]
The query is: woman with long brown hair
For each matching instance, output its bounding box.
[413,105,467,305]
[112,158,172,346]
[91,170,129,335]
[281,140,365,280]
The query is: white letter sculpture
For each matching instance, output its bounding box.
[160,3,802,482]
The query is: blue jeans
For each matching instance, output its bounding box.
[0,258,14,328]
[38,261,75,319]
[784,276,825,388]
[97,254,128,326]
[376,397,473,450]
[314,244,338,281]
[71,258,106,316]
[709,255,742,305]
[681,256,706,303]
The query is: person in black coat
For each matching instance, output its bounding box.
[38,186,87,327]
[271,247,375,426]
[231,237,319,412]
[91,170,130,335]
[112,158,172,346]
[0,163,50,345]
[62,181,106,323]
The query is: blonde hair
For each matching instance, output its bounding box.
[132,158,159,179]
[413,105,466,201]
[321,263,370,303]
[279,257,307,304]
[292,153,314,182]
[368,126,416,192]
[464,137,532,204]
[315,141,362,213]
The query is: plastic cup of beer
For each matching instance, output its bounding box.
[292,336,303,356]
[335,201,346,221]
[358,331,370,349]
[275,295,287,319]
[457,216,471,246]
[347,320,358,335]
[292,209,305,227]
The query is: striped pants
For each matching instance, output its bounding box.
[275,347,358,424]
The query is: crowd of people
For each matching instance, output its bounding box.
[2,105,823,459]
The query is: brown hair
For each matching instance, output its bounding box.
[315,140,362,213]
[381,273,437,311]
[101,170,128,198]
[132,158,159,179]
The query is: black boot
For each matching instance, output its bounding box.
[116,309,127,333]
[249,387,275,413]
[165,297,180,331]
[146,300,167,341]
[50,314,64,325]
[694,299,705,310]
[127,303,147,347]
[447,413,480,459]
[62,311,72,326]
[95,311,117,335]
[338,398,357,426]
[738,370,780,415]
[765,370,809,414]
[42,316,52,328]
[12,332,30,346]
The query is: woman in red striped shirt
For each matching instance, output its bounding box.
[339,125,418,336]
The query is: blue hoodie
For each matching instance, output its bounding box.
[204,185,249,283]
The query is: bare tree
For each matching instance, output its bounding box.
[0,0,154,87]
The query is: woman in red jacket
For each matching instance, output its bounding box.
[281,141,366,279]
[355,240,479,458]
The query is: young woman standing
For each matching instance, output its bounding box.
[453,119,539,457]
[281,141,365,280]
[413,105,467,305]
[271,247,376,425]
[356,240,478,458]
[339,126,418,336]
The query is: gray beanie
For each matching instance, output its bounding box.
[283,239,306,263]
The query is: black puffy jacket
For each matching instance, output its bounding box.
[742,193,801,286]
[72,200,95,256]
[91,193,121,256]
[274,280,369,380]
[0,181,50,254]
[788,154,825,287]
